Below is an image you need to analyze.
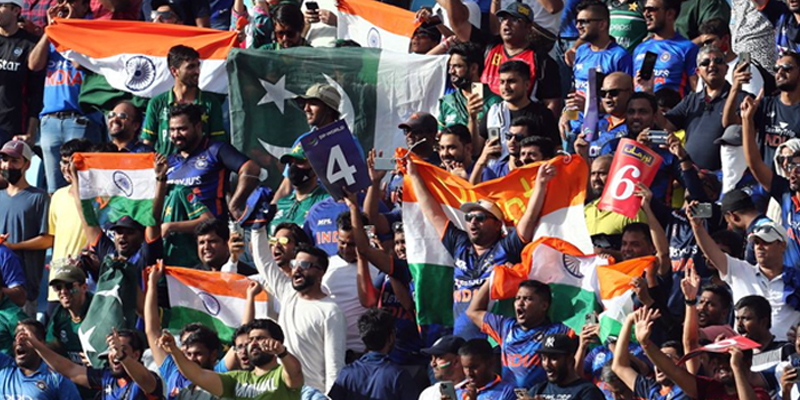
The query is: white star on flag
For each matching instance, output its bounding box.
[258,76,297,114]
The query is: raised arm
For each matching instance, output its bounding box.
[229,161,261,220]
[686,201,729,276]
[517,162,556,242]
[723,64,751,128]
[466,281,490,328]
[611,312,640,391]
[636,183,670,276]
[158,330,225,396]
[144,263,167,366]
[68,161,102,244]
[435,0,471,42]
[741,91,773,191]
[731,347,760,400]
[469,137,502,185]
[681,265,702,374]
[406,158,449,237]
[21,329,90,388]
[108,329,158,394]
[364,150,391,235]
[636,307,699,398]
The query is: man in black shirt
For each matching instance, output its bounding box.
[0,0,43,145]
[526,333,605,400]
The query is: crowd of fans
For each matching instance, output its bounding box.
[5,0,800,398]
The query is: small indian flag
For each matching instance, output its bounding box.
[46,19,236,98]
[337,0,417,53]
[165,267,268,343]
[73,152,156,227]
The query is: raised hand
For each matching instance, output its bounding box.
[680,264,700,300]
[246,280,263,298]
[536,162,556,185]
[157,330,177,354]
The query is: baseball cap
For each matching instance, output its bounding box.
[0,0,23,7]
[748,221,788,244]
[109,215,145,232]
[496,2,533,23]
[421,335,466,356]
[279,142,307,164]
[398,112,438,133]
[49,262,87,285]
[0,140,33,161]
[295,83,341,112]
[460,199,504,222]
[720,189,755,214]
[536,333,578,355]
[713,125,743,146]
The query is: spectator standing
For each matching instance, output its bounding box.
[45,261,92,365]
[564,72,633,157]
[752,0,800,56]
[572,0,632,96]
[142,0,210,26]
[720,189,771,265]
[0,238,26,308]
[674,0,729,41]
[734,295,786,353]
[269,144,330,234]
[525,334,605,400]
[194,219,256,274]
[472,116,541,184]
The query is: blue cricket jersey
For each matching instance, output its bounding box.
[633,35,699,96]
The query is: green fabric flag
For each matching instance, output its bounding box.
[0,297,28,355]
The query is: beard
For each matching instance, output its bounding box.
[291,273,315,292]
[248,345,275,367]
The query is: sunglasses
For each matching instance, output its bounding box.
[643,6,661,12]
[465,212,495,223]
[290,259,322,270]
[774,64,796,73]
[275,29,299,38]
[575,18,602,26]
[107,111,129,120]
[698,57,724,68]
[505,133,526,142]
[787,162,800,172]
[269,236,291,246]
[52,282,76,291]
[599,88,628,98]
[750,224,783,241]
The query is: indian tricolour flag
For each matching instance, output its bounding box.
[72,152,156,227]
[490,238,653,341]
[401,152,592,326]
[46,19,236,98]
[165,267,268,342]
[337,0,417,53]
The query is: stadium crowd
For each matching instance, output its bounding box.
[5,0,800,398]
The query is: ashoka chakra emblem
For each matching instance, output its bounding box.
[124,56,157,92]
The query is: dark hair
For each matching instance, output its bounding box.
[295,243,329,271]
[458,339,493,362]
[498,60,531,82]
[441,124,472,145]
[779,50,800,68]
[661,0,682,15]
[510,116,544,136]
[518,280,551,306]
[660,340,684,357]
[336,210,368,232]
[151,0,176,13]
[167,45,199,70]
[700,284,734,312]
[622,222,654,246]
[17,319,46,341]
[711,230,744,259]
[60,138,93,158]
[358,308,395,351]
[273,222,312,245]
[629,92,658,113]
[735,295,772,328]
[520,136,556,159]
[195,218,230,242]
[169,103,204,126]
[449,42,485,74]
[249,319,285,343]
[112,99,144,126]
[654,88,681,109]
[116,329,146,353]
[232,323,251,344]
[334,39,361,48]
[698,18,731,39]
[91,142,119,153]
[181,324,221,353]
[272,3,305,35]
[576,0,609,20]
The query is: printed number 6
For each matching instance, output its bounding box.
[608,164,640,200]
[327,145,357,186]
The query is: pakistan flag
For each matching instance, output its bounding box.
[227,47,448,187]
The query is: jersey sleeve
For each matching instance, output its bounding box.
[632,372,656,398]
[683,43,699,78]
[158,354,178,383]
[481,312,510,344]
[501,228,527,260]
[192,0,211,19]
[441,221,468,256]
[217,143,250,174]
[0,248,26,289]
[141,97,160,143]
[86,367,105,390]
[177,186,210,220]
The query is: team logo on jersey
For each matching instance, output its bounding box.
[124,56,157,92]
[659,52,671,63]
[60,330,68,342]
[198,291,221,316]
[367,27,381,48]
[195,158,209,169]
[36,380,47,391]
[113,171,135,197]
[533,330,545,342]
[13,47,23,57]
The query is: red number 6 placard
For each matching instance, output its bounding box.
[597,139,663,219]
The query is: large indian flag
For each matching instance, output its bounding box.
[337,0,417,53]
[490,238,653,341]
[72,152,156,227]
[46,19,236,98]
[165,267,268,342]
[401,152,592,326]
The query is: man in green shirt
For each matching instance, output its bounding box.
[142,45,226,155]
[269,144,330,235]
[159,319,303,400]
[675,0,730,42]
[45,261,92,365]
[161,185,213,268]
[607,0,648,52]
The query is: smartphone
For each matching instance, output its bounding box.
[648,130,669,145]
[514,388,529,399]
[640,51,658,81]
[791,354,800,382]
[228,219,244,237]
[374,157,395,171]
[471,82,483,98]
[585,312,598,325]
[306,1,319,11]
[488,127,501,142]
[365,225,376,239]
[690,203,713,219]
[737,51,751,70]
[440,381,457,399]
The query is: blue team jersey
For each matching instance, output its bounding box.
[633,375,688,400]
[0,352,81,400]
[584,344,650,399]
[166,139,249,217]
[633,35,698,96]
[303,194,391,256]
[87,367,164,400]
[161,355,227,400]
[372,259,426,366]
[573,41,633,96]
[0,244,26,290]
[442,222,526,340]
[454,376,517,400]
[482,313,575,388]
[770,175,800,267]
[759,0,800,56]
[566,115,629,158]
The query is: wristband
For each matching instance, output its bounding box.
[156,175,167,182]
[684,297,698,306]
[277,348,289,358]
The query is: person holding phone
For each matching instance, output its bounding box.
[417,335,467,400]
[775,324,800,400]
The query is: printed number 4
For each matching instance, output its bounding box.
[327,145,357,186]
[609,164,641,200]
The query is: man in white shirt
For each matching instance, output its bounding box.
[418,335,467,400]
[690,212,800,341]
[696,17,768,96]
[253,226,347,393]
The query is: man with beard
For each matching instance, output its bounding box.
[571,0,632,96]
[269,143,330,234]
[407,155,553,339]
[472,116,543,184]
[0,320,81,399]
[584,156,647,246]
[165,103,260,219]
[524,334,604,399]
[613,310,688,400]
[106,101,153,153]
[753,0,800,55]
[45,262,92,365]
[194,218,256,275]
[0,140,51,316]
[142,45,225,156]
[633,307,769,400]
[270,222,312,276]
[253,226,346,393]
[633,0,698,94]
[23,326,165,399]
[467,280,575,388]
[442,339,516,400]
[519,136,556,165]
[720,189,771,265]
[735,295,786,353]
[438,124,475,179]
[159,319,303,400]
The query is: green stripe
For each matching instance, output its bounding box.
[599,315,625,343]
[548,283,601,333]
[409,263,454,326]
[164,307,236,343]
[81,197,155,227]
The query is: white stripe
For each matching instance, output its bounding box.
[337,15,410,53]
[59,50,227,98]
[534,205,594,253]
[77,168,155,200]
[403,202,458,267]
[167,276,268,327]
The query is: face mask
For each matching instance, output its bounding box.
[1,168,23,185]
[288,164,313,186]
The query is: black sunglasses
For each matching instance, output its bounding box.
[599,88,628,98]
[465,212,495,223]
[698,57,724,68]
[774,63,796,73]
